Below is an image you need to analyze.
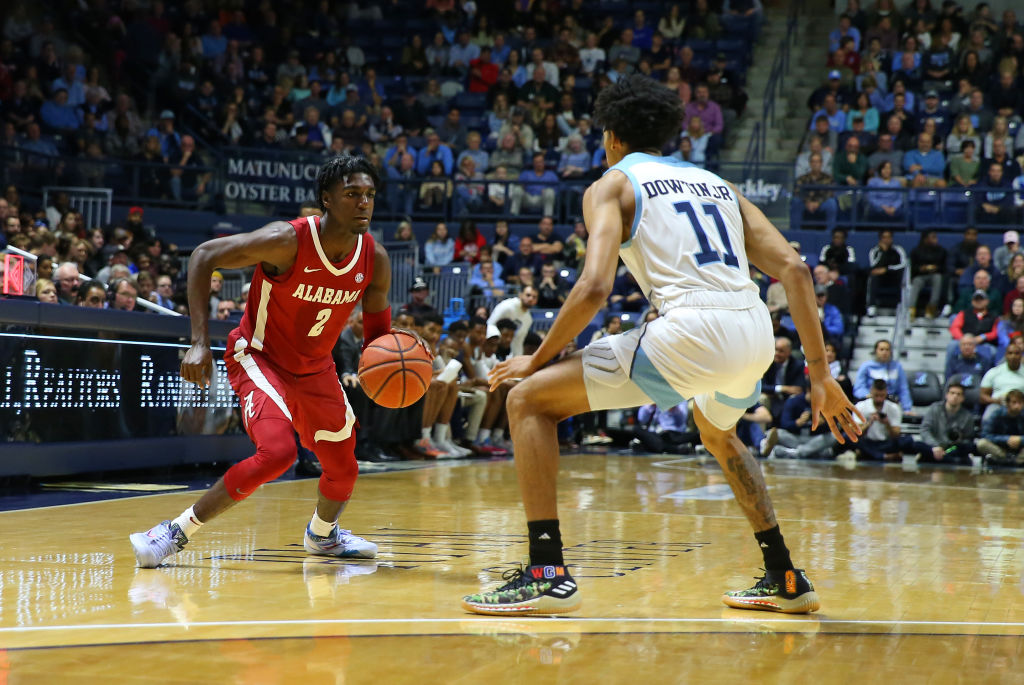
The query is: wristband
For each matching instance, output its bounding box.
[363,305,392,347]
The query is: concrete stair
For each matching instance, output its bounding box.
[720,5,838,169]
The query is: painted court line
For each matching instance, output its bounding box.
[4,617,1024,633]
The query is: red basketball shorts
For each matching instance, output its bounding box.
[225,348,356,461]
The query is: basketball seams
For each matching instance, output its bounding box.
[357,331,430,408]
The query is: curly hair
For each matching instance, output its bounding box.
[316,154,381,210]
[593,75,685,152]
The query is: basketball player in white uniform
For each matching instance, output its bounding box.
[462,75,864,616]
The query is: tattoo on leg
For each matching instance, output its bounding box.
[724,450,777,529]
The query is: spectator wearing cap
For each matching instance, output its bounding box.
[815,284,844,339]
[807,69,850,111]
[146,110,182,160]
[903,132,947,188]
[401,277,438,317]
[415,129,454,176]
[916,90,952,140]
[994,231,1022,274]
[95,247,131,284]
[955,268,1003,316]
[950,290,999,364]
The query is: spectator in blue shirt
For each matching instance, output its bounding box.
[854,339,913,411]
[21,123,59,157]
[511,153,558,216]
[415,129,454,176]
[40,89,80,134]
[201,20,228,60]
[557,135,590,179]
[809,93,846,132]
[423,222,455,268]
[632,401,697,454]
[146,110,182,160]
[866,160,906,220]
[916,90,952,140]
[51,64,86,108]
[903,132,947,187]
[946,333,994,380]
[815,285,845,339]
[829,14,862,52]
[448,32,481,77]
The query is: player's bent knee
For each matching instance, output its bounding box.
[224,419,298,501]
[317,445,358,502]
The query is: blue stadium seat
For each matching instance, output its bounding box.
[685,39,715,57]
[941,194,968,225]
[453,92,487,111]
[531,308,562,332]
[715,38,749,58]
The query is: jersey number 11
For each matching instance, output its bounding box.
[674,201,740,269]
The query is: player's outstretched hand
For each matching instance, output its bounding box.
[488,355,535,392]
[389,327,434,362]
[809,375,865,444]
[181,342,214,388]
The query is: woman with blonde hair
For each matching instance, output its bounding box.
[946,113,981,155]
[983,115,1013,158]
[35,278,58,304]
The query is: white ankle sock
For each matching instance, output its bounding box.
[171,505,203,539]
[421,427,432,441]
[433,423,446,443]
[309,511,336,537]
[477,428,491,443]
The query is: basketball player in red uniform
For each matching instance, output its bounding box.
[131,155,406,568]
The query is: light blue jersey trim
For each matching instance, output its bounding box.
[630,345,686,410]
[605,153,696,244]
[713,381,762,410]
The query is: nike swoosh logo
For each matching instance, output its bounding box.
[236,488,252,495]
[304,267,322,273]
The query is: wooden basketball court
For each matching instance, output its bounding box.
[2,453,1023,683]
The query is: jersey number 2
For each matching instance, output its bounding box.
[308,308,332,337]
[673,201,740,269]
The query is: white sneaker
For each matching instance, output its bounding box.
[866,306,877,317]
[440,437,472,457]
[303,524,378,558]
[940,304,951,317]
[130,520,188,568]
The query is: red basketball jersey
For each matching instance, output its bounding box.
[228,215,375,375]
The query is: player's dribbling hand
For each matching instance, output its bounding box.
[181,343,214,388]
[389,327,433,362]
[488,355,535,392]
[809,375,865,444]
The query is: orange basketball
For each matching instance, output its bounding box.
[358,332,433,409]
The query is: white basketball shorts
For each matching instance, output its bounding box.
[581,302,775,430]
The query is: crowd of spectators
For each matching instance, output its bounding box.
[792,0,1024,231]
[1,0,753,214]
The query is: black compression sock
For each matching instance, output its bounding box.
[527,519,565,566]
[754,525,793,571]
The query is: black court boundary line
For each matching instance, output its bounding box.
[5,629,1024,652]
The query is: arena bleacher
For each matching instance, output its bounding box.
[2,0,1024,471]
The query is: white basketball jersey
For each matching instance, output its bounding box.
[608,153,759,313]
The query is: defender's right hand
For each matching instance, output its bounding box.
[181,343,214,388]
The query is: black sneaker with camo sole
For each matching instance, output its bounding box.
[462,564,581,615]
[722,568,820,613]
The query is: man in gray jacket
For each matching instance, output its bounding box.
[919,380,976,463]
